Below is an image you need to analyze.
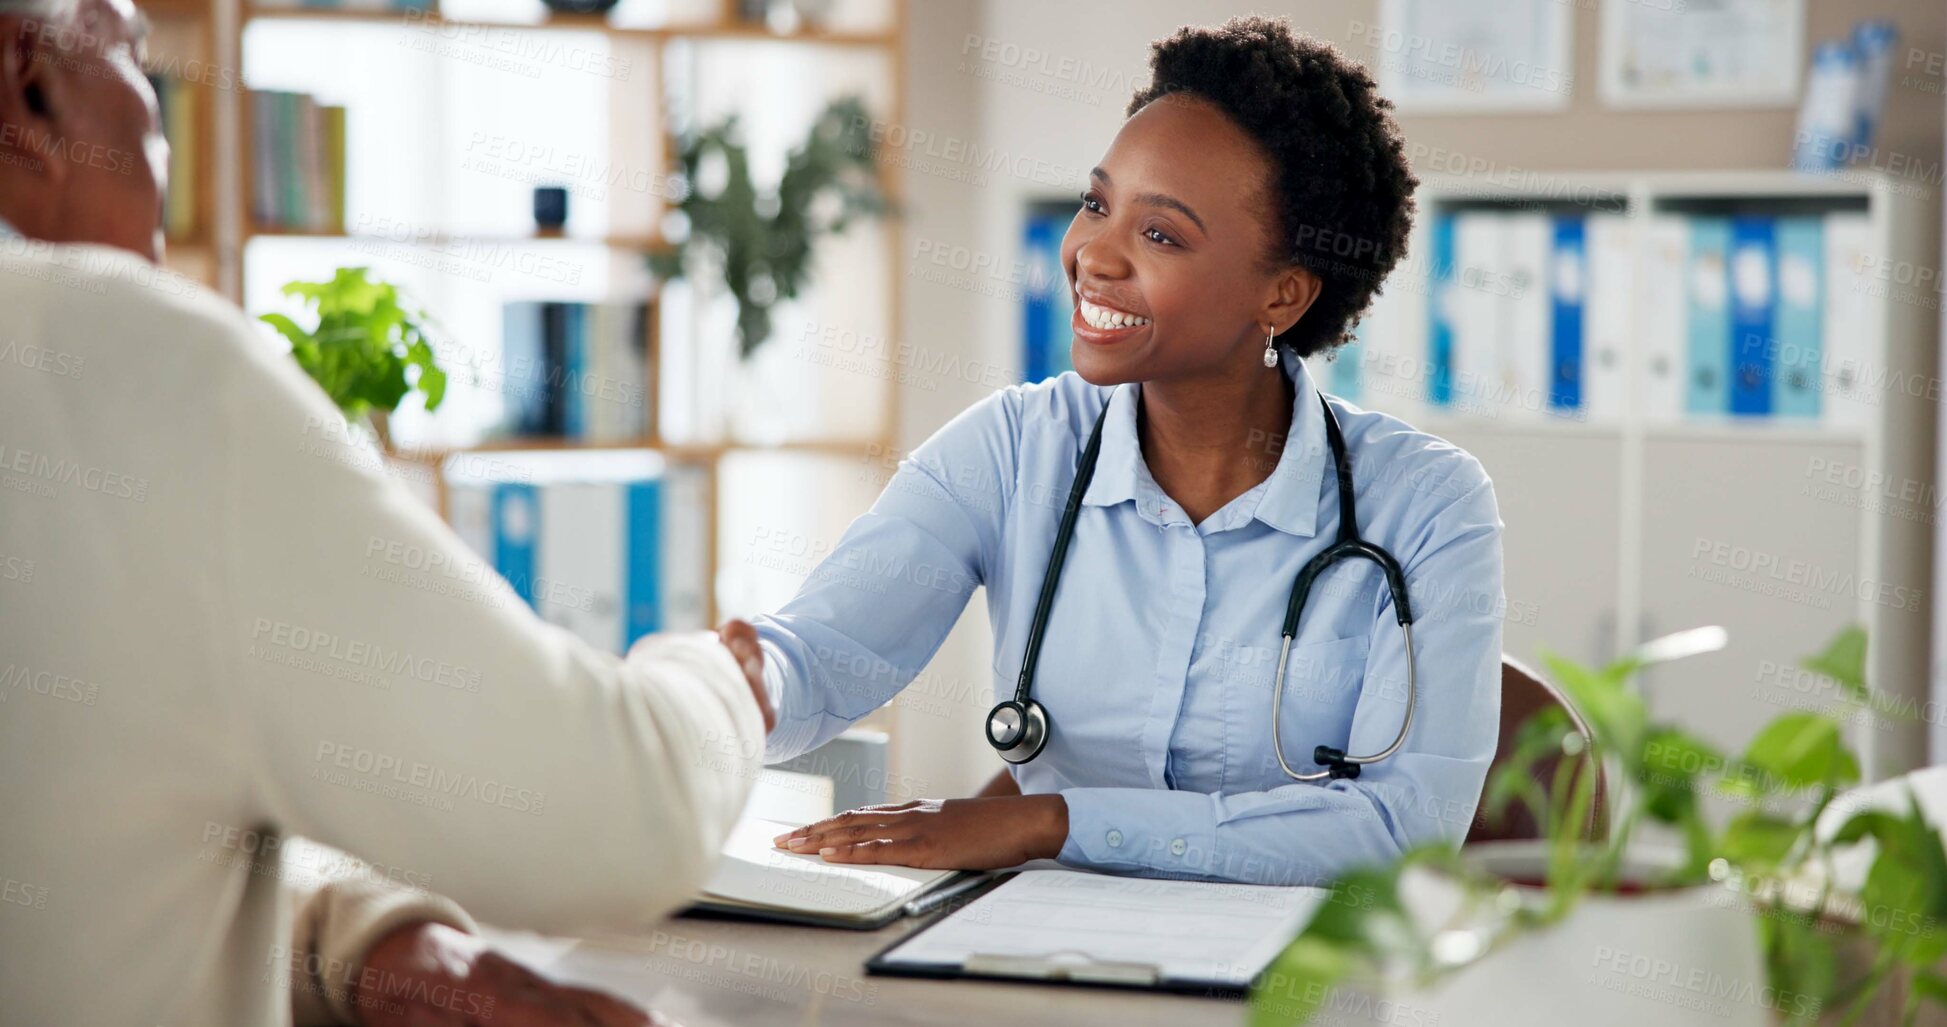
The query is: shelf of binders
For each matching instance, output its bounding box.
[1342,170,1915,437]
[1347,168,1939,783]
[413,435,890,654]
[438,445,717,657]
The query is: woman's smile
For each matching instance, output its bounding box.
[1072,292,1153,346]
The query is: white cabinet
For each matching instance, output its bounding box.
[1354,170,1940,782]
[1437,425,1624,670]
[1634,433,1867,758]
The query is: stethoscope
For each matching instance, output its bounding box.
[985,386,1418,782]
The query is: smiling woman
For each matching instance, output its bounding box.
[754,15,1504,888]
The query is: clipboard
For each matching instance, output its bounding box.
[866,937,1248,997]
[864,870,1324,998]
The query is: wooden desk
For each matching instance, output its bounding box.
[481,906,1247,1026]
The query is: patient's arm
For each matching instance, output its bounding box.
[973,768,1021,798]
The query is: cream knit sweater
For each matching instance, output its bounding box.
[0,240,763,1026]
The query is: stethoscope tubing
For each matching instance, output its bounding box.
[990,385,1419,782]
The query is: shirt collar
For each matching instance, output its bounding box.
[0,214,17,239]
[1081,346,1328,538]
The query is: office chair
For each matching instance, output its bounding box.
[1465,655,1607,844]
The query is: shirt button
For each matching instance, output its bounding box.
[1169,838,1187,856]
[1106,829,1124,848]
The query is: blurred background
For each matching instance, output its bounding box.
[139,0,1947,815]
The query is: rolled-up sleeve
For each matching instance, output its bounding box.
[1055,474,1505,885]
[755,387,1022,764]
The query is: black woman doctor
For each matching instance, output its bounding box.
[755,15,1504,886]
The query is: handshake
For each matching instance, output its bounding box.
[715,619,777,735]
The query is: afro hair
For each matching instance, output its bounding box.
[1125,15,1417,358]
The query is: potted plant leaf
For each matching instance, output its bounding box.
[1249,625,1947,1027]
[650,94,894,360]
[258,266,448,451]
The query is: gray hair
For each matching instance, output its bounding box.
[0,0,75,20]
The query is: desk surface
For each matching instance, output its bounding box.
[482,905,1248,1027]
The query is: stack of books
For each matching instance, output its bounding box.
[500,301,653,442]
[1392,208,1876,425]
[148,74,200,240]
[447,454,710,655]
[248,89,346,233]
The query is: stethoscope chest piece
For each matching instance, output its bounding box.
[986,699,1050,764]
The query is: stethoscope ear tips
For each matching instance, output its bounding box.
[987,700,1050,764]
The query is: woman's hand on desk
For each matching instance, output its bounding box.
[770,795,1069,869]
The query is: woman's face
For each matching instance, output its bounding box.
[1060,93,1311,387]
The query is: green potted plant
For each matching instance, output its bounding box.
[649,94,895,361]
[258,266,448,451]
[1249,625,1947,1027]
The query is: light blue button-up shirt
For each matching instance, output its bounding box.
[0,215,17,239]
[753,347,1504,885]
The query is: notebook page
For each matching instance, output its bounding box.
[879,869,1327,986]
[701,818,957,916]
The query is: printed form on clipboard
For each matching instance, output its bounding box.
[687,818,978,930]
[867,869,1329,996]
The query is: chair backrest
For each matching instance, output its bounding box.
[1465,655,1606,845]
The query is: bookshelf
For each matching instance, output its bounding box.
[240,4,896,44]
[1334,169,1940,785]
[142,0,908,634]
[140,0,221,288]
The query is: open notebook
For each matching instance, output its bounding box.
[688,817,970,929]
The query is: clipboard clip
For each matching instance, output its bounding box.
[963,951,1162,986]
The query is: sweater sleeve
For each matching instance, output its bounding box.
[279,841,478,1027]
[214,320,765,936]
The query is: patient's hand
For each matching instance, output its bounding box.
[355,921,673,1026]
[770,795,1069,870]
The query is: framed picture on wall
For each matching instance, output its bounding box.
[1373,0,1575,114]
[1600,0,1805,108]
